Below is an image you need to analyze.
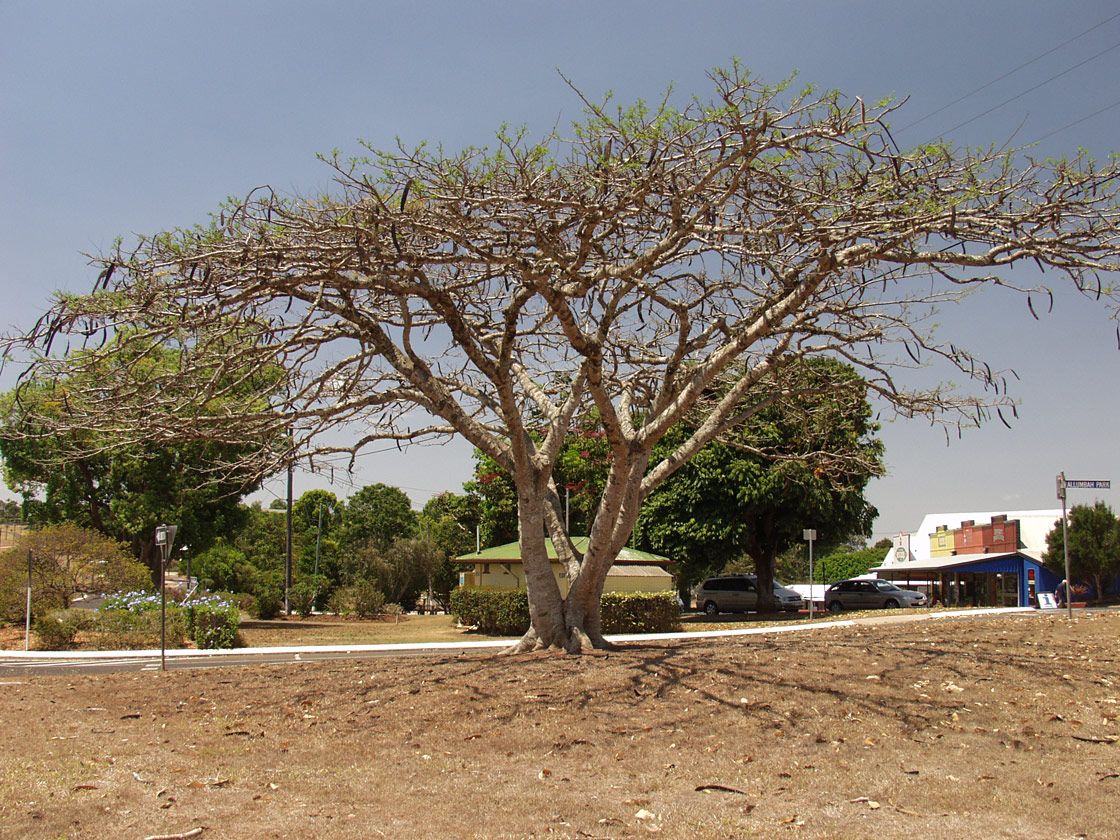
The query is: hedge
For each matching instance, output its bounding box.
[449,587,681,636]
[600,591,682,634]
[449,587,530,636]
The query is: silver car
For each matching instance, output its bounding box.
[824,578,927,612]
[695,575,804,615]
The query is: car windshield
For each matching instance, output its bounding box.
[873,581,901,592]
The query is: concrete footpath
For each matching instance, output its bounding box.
[0,606,1042,666]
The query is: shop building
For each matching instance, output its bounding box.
[873,510,1063,608]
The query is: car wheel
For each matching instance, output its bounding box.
[704,601,719,617]
[883,598,899,609]
[827,601,842,613]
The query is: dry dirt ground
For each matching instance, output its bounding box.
[1,611,1118,840]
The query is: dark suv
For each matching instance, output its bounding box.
[824,578,926,612]
[695,575,804,615]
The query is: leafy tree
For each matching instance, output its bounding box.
[292,489,341,581]
[191,542,258,594]
[635,359,882,608]
[6,67,1120,651]
[339,484,418,553]
[374,536,444,608]
[816,547,884,583]
[0,524,150,621]
[1044,502,1120,601]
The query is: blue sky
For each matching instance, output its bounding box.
[2,0,1119,542]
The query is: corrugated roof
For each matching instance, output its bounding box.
[607,564,672,578]
[872,551,1042,574]
[456,537,670,565]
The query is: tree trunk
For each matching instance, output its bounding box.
[505,480,571,652]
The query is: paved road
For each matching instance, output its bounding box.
[0,606,1056,677]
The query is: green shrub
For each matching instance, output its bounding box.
[352,580,385,618]
[252,581,283,619]
[184,593,241,649]
[600,591,682,634]
[383,603,404,622]
[449,587,530,636]
[288,581,318,616]
[327,587,352,616]
[33,609,92,650]
[450,588,683,636]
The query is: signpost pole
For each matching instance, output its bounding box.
[1058,473,1071,620]
[156,524,178,671]
[803,529,817,619]
[1056,475,1110,620]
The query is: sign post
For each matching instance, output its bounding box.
[803,529,817,619]
[155,524,178,671]
[1056,475,1110,619]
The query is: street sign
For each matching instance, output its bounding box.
[1065,480,1111,489]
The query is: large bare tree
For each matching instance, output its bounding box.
[5,67,1119,651]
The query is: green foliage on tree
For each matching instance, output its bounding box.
[340,484,419,551]
[1044,502,1120,601]
[634,359,882,605]
[192,542,257,594]
[420,492,481,608]
[816,547,885,583]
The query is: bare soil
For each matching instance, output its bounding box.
[2,610,1118,840]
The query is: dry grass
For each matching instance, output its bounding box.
[2,610,1119,839]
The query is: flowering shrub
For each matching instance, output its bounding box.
[97,591,185,649]
[183,592,241,649]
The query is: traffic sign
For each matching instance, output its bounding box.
[1065,480,1111,489]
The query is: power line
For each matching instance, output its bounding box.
[901,9,1120,133]
[929,37,1120,141]
[1031,95,1120,144]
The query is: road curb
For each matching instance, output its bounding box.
[0,605,1041,663]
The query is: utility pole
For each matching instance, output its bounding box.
[24,548,32,651]
[314,499,323,577]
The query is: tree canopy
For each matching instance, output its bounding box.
[4,66,1120,651]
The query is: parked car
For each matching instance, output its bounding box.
[695,575,804,615]
[824,578,927,612]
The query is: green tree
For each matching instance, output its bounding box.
[365,536,444,609]
[1044,502,1120,601]
[635,359,882,608]
[0,524,150,621]
[7,67,1119,651]
[191,542,258,594]
[816,547,884,583]
[339,484,418,553]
